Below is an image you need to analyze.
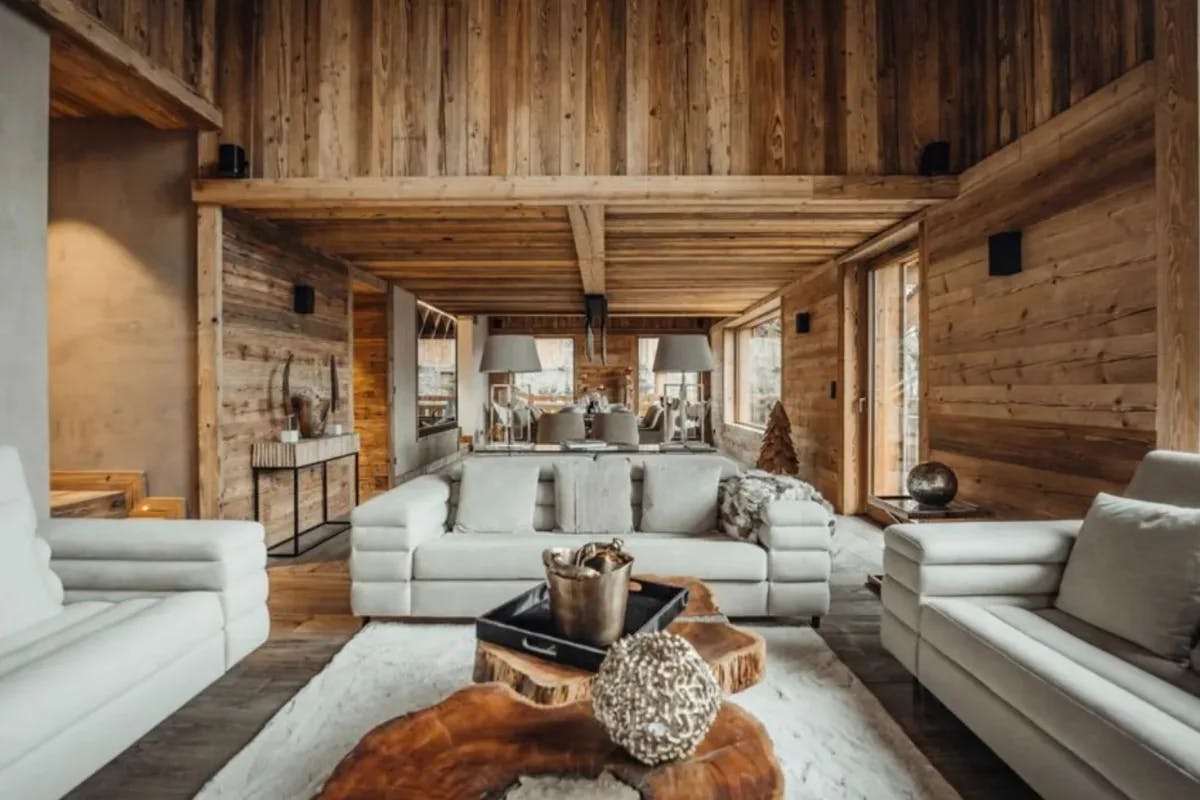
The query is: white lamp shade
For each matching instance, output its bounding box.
[479,334,543,373]
[652,334,715,373]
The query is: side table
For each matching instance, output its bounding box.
[251,433,360,557]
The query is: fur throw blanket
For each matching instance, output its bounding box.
[718,470,835,543]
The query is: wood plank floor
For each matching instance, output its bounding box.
[69,518,1037,800]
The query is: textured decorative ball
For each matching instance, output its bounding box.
[591,632,722,765]
[907,461,958,506]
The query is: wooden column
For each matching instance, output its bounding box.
[1156,0,1200,451]
[197,205,223,518]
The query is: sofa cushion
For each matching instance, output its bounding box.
[453,459,541,534]
[1056,493,1200,661]
[413,532,767,582]
[640,459,722,534]
[0,593,222,768]
[554,458,633,534]
[921,599,1200,798]
[0,448,61,640]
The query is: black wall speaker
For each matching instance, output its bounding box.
[918,141,951,176]
[218,144,249,178]
[988,231,1023,276]
[294,285,316,314]
[795,312,811,334]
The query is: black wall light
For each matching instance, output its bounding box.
[294,285,316,314]
[988,231,1022,276]
[795,312,811,334]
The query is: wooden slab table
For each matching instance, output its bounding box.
[473,575,767,705]
[318,683,782,800]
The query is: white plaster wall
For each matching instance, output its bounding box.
[0,7,50,518]
[456,315,489,439]
[390,285,419,476]
[47,120,197,509]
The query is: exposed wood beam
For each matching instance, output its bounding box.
[349,265,388,294]
[13,0,222,130]
[192,175,958,208]
[1156,0,1200,450]
[833,210,926,265]
[567,205,606,294]
[196,205,223,519]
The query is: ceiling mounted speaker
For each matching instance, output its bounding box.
[988,231,1022,277]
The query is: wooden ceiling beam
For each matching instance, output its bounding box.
[14,0,222,130]
[567,204,606,294]
[192,175,958,208]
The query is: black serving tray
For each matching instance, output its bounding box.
[475,578,689,672]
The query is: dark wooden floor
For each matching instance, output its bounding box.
[69,518,1037,800]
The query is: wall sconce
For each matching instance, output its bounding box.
[988,231,1022,276]
[294,285,316,314]
[795,312,811,334]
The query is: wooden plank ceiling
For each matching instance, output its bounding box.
[196,175,952,315]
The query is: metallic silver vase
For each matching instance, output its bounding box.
[543,539,633,647]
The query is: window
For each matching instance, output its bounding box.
[637,337,698,414]
[515,338,574,408]
[868,251,921,497]
[417,303,457,434]
[733,314,782,427]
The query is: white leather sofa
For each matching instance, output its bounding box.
[0,447,269,800]
[350,452,834,620]
[881,450,1200,799]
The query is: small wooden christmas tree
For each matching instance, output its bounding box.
[757,401,799,474]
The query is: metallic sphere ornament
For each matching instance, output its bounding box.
[907,461,959,507]
[591,632,722,765]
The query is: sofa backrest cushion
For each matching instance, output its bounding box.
[639,458,724,534]
[0,447,61,639]
[1126,450,1200,508]
[452,458,541,534]
[554,458,633,534]
[445,452,744,533]
[1056,492,1200,662]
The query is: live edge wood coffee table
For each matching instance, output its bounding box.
[318,683,782,800]
[473,575,766,705]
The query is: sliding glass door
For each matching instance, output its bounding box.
[868,251,921,498]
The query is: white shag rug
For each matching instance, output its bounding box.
[196,624,959,800]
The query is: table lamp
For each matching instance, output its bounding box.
[479,335,543,447]
[652,334,715,445]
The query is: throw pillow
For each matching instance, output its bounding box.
[640,460,723,534]
[555,459,634,534]
[454,459,541,534]
[1055,492,1200,661]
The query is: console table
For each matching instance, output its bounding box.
[251,433,360,557]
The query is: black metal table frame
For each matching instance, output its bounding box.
[254,452,360,557]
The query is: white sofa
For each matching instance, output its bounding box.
[881,450,1200,799]
[0,447,269,800]
[350,452,834,620]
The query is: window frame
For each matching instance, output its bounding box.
[416,305,458,438]
[730,310,783,430]
[514,336,576,408]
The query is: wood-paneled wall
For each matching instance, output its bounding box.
[63,0,211,93]
[924,64,1157,519]
[213,0,1153,179]
[219,211,354,545]
[353,292,390,500]
[780,264,842,504]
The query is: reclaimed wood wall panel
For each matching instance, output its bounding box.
[353,292,390,500]
[213,0,1153,178]
[923,64,1157,519]
[62,0,210,91]
[219,211,354,546]
[780,263,842,504]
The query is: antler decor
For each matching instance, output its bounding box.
[280,352,334,438]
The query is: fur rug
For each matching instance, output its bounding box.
[719,470,836,542]
[196,624,958,800]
